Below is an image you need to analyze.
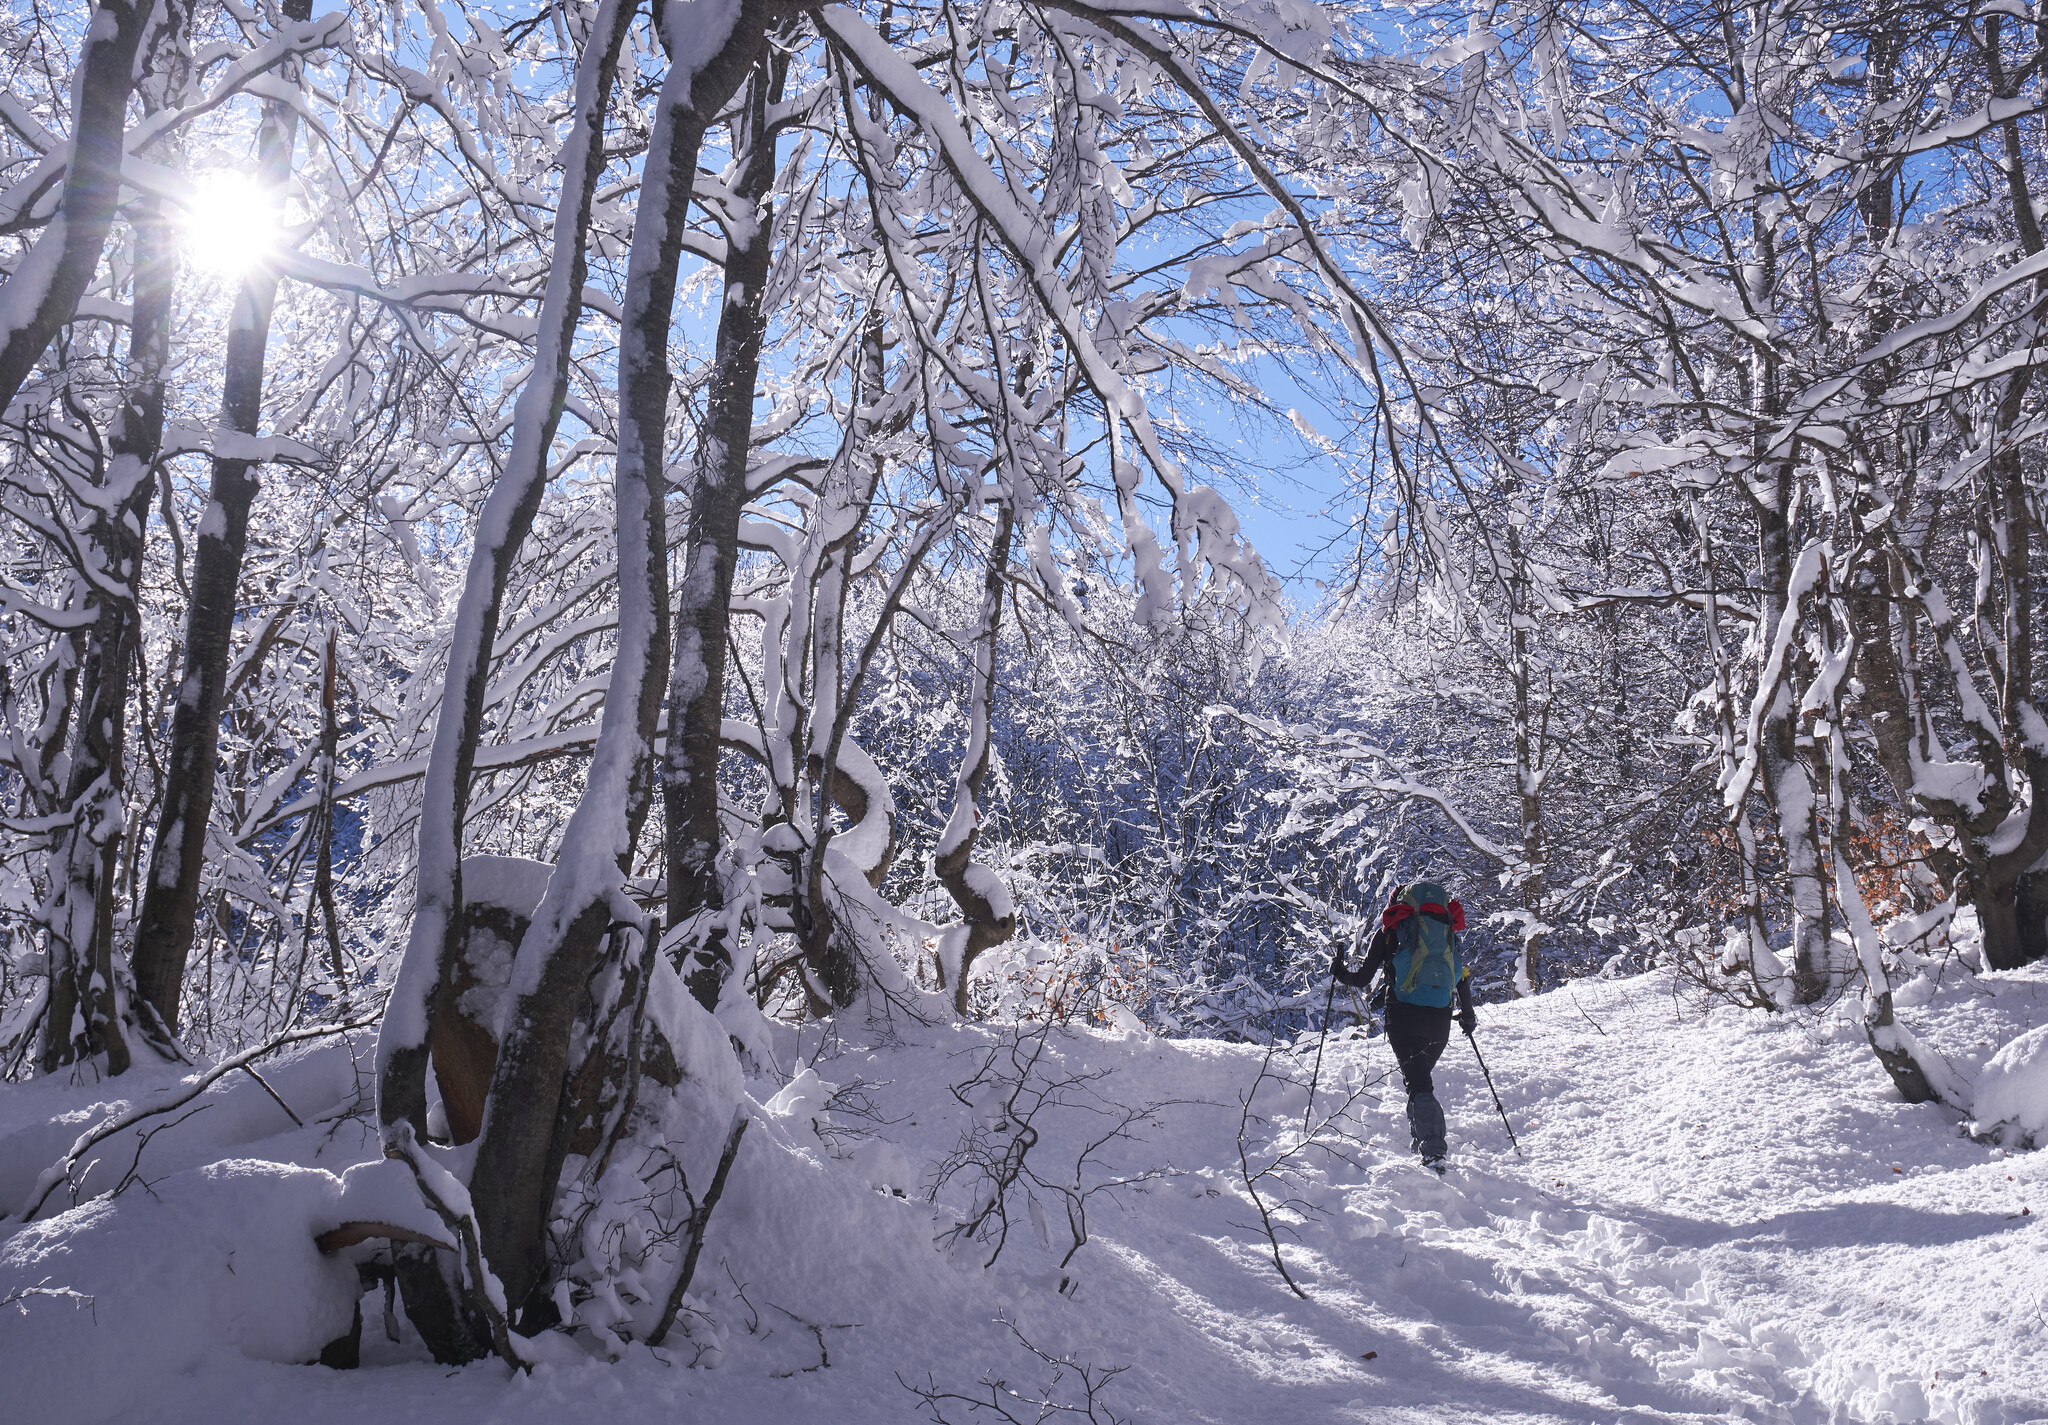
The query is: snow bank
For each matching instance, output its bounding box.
[0,1030,374,1214]
[0,1159,360,1424]
[1971,1024,2048,1147]
[1,964,2043,1425]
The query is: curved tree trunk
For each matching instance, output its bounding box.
[783,311,921,1011]
[934,504,1018,1014]
[373,0,638,1146]
[376,2,644,1363]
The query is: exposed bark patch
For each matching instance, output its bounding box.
[429,857,550,1144]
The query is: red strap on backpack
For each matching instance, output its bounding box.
[1383,897,1465,932]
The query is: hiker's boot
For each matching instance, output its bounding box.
[1406,1091,1447,1163]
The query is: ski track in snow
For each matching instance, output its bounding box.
[3,966,2044,1425]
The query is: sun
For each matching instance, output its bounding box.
[180,171,283,277]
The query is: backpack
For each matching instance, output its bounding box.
[1387,880,1464,1009]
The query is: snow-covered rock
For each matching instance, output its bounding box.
[0,1159,360,1424]
[1971,1023,2048,1148]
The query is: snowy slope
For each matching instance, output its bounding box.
[3,963,2043,1425]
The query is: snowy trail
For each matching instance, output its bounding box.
[4,966,2043,1425]
[1375,972,2047,1425]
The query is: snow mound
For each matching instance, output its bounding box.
[0,1159,360,1425]
[1971,1024,2048,1148]
[0,1030,374,1214]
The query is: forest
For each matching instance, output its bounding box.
[0,0,2044,1420]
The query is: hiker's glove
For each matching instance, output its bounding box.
[1330,950,1347,980]
[1457,1005,1478,1036]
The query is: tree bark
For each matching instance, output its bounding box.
[466,3,770,1319]
[131,0,313,1031]
[0,0,154,416]
[666,56,785,1012]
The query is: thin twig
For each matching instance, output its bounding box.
[240,1064,305,1126]
[648,1111,750,1347]
[1565,985,1608,1036]
[1237,1050,1309,1300]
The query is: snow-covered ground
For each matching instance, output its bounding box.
[4,960,2043,1425]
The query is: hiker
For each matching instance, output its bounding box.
[1331,880,1477,1165]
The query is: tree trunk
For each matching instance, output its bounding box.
[1812,572,1967,1107]
[466,5,769,1321]
[1695,501,1775,996]
[373,0,639,1145]
[38,185,181,1072]
[1944,19,2048,970]
[1753,492,1831,1003]
[665,57,785,1012]
[132,6,311,1029]
[786,313,900,1010]
[1507,572,1545,997]
[1977,865,2048,971]
[40,602,142,1075]
[933,504,1019,1014]
[0,0,154,416]
[1836,847,1967,1108]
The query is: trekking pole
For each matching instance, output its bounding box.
[1344,987,1381,1105]
[1304,919,1362,1137]
[1463,1024,1521,1155]
[1302,971,1339,1140]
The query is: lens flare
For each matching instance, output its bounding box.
[180,172,281,276]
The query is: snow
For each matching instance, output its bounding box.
[1910,759,1989,815]
[0,1029,376,1216]
[460,853,553,922]
[961,861,1014,921]
[332,1158,455,1246]
[656,0,742,109]
[195,499,228,542]
[1971,1026,2048,1149]
[826,738,894,877]
[0,1160,361,1421]
[638,949,745,1162]
[4,965,2045,1425]
[0,213,67,353]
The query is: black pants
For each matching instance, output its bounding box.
[1384,1000,1452,1098]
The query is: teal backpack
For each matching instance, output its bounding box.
[1390,880,1464,1008]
